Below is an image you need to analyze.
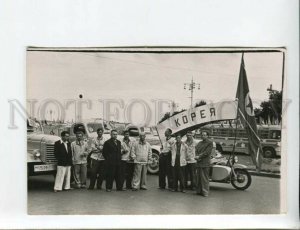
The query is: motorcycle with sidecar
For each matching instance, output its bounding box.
[209,154,252,190]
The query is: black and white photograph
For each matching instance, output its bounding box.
[27,47,285,215]
[1,0,298,228]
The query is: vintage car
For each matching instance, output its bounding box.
[27,119,60,176]
[59,119,121,144]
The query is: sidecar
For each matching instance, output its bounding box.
[210,165,232,182]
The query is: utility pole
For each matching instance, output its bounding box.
[75,94,83,122]
[184,77,200,108]
[267,84,279,125]
[267,84,274,95]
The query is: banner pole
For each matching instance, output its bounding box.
[154,126,163,147]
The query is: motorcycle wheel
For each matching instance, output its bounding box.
[231,168,252,190]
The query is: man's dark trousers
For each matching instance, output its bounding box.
[125,162,135,189]
[89,159,106,189]
[106,163,122,190]
[159,152,173,189]
[119,160,127,189]
[172,157,185,191]
[185,162,196,189]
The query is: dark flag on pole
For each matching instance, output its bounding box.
[236,54,263,171]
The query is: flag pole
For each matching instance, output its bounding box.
[230,99,240,160]
[236,52,262,172]
[230,52,244,159]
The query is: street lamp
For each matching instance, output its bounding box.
[184,77,200,108]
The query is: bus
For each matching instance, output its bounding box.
[198,124,281,158]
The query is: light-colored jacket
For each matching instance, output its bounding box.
[71,140,90,164]
[90,136,107,161]
[171,141,188,167]
[121,137,135,161]
[185,138,197,163]
[131,141,152,164]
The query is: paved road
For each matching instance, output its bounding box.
[28,174,280,215]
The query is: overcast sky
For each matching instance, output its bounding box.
[27,51,283,125]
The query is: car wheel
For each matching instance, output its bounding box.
[147,151,159,174]
[263,147,275,158]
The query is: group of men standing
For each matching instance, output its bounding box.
[159,128,213,197]
[54,127,213,197]
[53,128,152,192]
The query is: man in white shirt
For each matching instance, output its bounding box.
[88,128,107,190]
[121,130,135,189]
[158,128,175,190]
[71,131,90,188]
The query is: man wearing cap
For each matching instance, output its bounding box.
[88,128,107,190]
[158,128,175,190]
[53,131,72,192]
[131,132,152,191]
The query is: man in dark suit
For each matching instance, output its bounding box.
[54,131,73,192]
[103,129,124,192]
[195,131,213,197]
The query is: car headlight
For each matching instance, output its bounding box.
[276,142,281,147]
[33,149,41,158]
[234,156,238,163]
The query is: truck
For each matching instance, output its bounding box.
[27,119,60,176]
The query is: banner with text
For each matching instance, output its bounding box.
[156,100,238,141]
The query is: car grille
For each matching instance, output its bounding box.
[45,144,57,163]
